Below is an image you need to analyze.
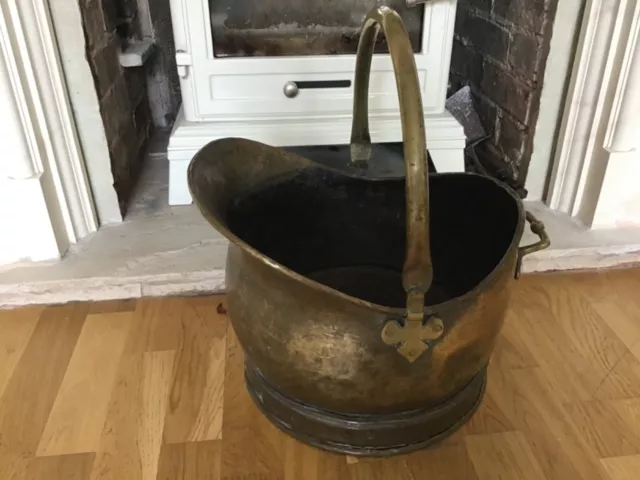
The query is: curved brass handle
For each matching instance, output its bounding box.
[515,212,550,279]
[351,7,432,336]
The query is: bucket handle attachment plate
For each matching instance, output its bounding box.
[351,7,434,362]
[382,315,444,363]
[515,212,551,279]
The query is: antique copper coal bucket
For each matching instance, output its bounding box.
[188,6,550,456]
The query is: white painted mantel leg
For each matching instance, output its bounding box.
[0,31,59,263]
[546,0,640,229]
[590,0,640,229]
[0,0,98,264]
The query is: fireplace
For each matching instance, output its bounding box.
[166,0,466,205]
[71,0,560,213]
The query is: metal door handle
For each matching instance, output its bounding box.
[283,80,352,98]
[283,82,299,98]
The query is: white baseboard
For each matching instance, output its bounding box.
[169,159,192,205]
[167,107,467,205]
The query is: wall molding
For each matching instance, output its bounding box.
[546,0,639,226]
[0,0,44,180]
[603,0,640,153]
[0,0,98,248]
[48,0,123,225]
[525,1,584,201]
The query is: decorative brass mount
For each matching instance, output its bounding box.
[381,316,444,363]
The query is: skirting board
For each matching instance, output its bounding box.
[167,107,467,205]
[2,201,640,308]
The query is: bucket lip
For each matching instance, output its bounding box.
[188,142,526,316]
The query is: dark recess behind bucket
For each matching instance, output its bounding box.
[285,143,439,176]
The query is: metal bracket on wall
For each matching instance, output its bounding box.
[175,50,192,79]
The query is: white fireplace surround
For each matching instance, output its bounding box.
[166,0,467,205]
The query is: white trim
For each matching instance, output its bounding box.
[20,0,98,240]
[48,0,123,225]
[0,177,63,263]
[0,0,100,255]
[603,2,640,153]
[0,0,45,180]
[525,1,584,201]
[546,0,609,214]
[545,0,637,226]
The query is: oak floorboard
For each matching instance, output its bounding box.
[563,399,640,458]
[23,453,95,480]
[89,350,174,480]
[163,300,227,443]
[0,304,86,454]
[465,431,546,480]
[37,312,132,456]
[156,441,222,480]
[0,270,638,478]
[219,325,284,480]
[0,307,41,400]
[600,454,640,480]
[405,444,479,480]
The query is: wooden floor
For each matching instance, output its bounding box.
[1,269,640,479]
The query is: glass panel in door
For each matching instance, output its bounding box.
[209,0,425,57]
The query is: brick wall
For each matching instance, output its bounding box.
[80,0,153,214]
[450,0,559,191]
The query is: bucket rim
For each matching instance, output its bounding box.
[188,143,526,315]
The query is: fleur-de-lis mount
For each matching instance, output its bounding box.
[381,315,444,363]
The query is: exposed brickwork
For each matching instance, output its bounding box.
[78,0,153,214]
[450,0,558,190]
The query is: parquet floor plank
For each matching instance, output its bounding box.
[0,270,639,479]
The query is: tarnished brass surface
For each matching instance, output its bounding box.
[188,5,550,456]
[245,362,487,456]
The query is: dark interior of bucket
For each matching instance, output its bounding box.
[226,168,519,307]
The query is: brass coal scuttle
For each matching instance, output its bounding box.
[188,6,550,456]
